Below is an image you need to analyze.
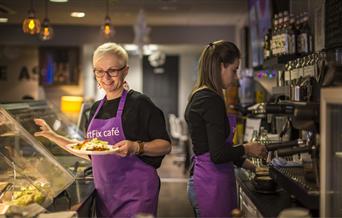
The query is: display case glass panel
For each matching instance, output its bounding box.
[1,101,90,178]
[0,108,75,207]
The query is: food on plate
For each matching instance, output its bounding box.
[3,184,46,206]
[71,138,112,151]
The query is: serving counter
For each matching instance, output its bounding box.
[236,168,296,217]
[0,102,95,217]
[48,179,95,217]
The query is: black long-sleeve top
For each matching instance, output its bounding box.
[185,88,245,166]
[85,90,170,169]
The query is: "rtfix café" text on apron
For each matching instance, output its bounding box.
[87,127,120,138]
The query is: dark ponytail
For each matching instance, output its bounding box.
[191,40,240,98]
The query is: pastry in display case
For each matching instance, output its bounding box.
[0,108,75,211]
[0,101,91,178]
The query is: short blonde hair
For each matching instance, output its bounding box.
[93,42,128,66]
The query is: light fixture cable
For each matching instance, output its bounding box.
[106,0,109,16]
[101,0,115,39]
[45,0,48,18]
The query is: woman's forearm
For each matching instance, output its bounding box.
[48,132,76,146]
[139,139,171,156]
[34,118,89,160]
[42,133,90,160]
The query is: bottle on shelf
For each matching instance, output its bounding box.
[259,127,270,145]
[295,14,303,55]
[265,10,313,60]
[296,58,302,83]
[297,12,313,56]
[303,12,313,54]
[280,11,290,56]
[289,14,297,55]
[284,61,292,86]
[275,12,284,57]
[263,28,272,60]
[251,129,260,143]
[271,14,279,58]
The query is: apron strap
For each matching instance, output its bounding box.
[116,89,127,117]
[87,97,106,132]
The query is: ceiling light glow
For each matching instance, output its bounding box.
[0,18,8,23]
[70,12,85,18]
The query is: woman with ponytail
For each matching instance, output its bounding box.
[185,40,266,217]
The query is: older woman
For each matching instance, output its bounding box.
[185,40,266,217]
[34,42,171,217]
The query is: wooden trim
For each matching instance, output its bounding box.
[320,87,342,217]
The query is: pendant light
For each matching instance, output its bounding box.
[101,0,115,39]
[40,0,54,40]
[22,0,41,35]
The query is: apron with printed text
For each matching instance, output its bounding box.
[87,90,159,217]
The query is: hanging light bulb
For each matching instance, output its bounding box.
[101,0,115,39]
[40,18,54,40]
[101,15,115,39]
[22,0,41,35]
[39,0,54,40]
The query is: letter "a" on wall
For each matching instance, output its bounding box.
[18,66,30,81]
[0,66,7,81]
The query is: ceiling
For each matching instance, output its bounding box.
[0,0,248,26]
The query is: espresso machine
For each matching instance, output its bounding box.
[248,100,321,213]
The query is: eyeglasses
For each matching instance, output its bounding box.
[93,65,126,78]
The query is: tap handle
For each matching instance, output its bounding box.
[276,146,310,157]
[266,139,304,151]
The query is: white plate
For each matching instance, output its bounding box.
[66,143,119,155]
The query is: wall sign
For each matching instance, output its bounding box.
[0,46,39,101]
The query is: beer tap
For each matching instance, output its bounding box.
[266,138,305,151]
[274,131,320,187]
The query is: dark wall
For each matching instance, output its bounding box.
[325,0,342,49]
[142,55,179,117]
[0,25,236,46]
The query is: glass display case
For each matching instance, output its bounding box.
[321,88,342,217]
[0,101,91,178]
[0,108,75,208]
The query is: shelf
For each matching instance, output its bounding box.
[263,55,299,71]
[272,86,291,97]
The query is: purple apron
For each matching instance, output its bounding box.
[193,114,238,217]
[227,114,237,144]
[87,90,160,217]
